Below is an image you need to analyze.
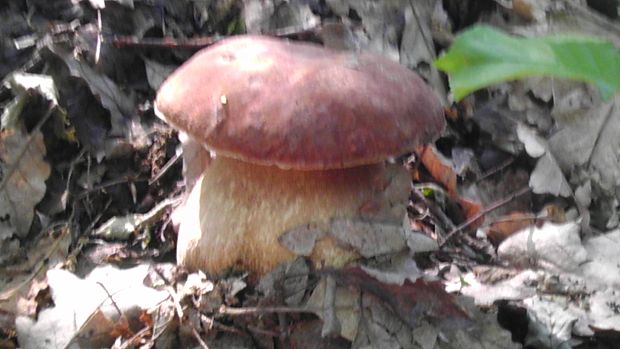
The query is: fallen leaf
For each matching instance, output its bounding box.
[93,198,176,240]
[498,221,587,272]
[46,45,135,137]
[1,228,70,316]
[143,58,177,91]
[4,73,59,107]
[257,257,309,306]
[529,152,572,197]
[325,267,471,329]
[417,145,457,196]
[72,309,133,348]
[289,319,350,349]
[486,211,536,246]
[353,292,417,349]
[516,122,546,157]
[517,122,572,197]
[15,265,168,349]
[448,269,539,307]
[329,219,407,258]
[416,145,483,226]
[549,95,620,192]
[524,296,575,349]
[243,0,319,34]
[580,229,620,288]
[306,276,361,341]
[400,0,448,103]
[0,128,51,239]
[360,253,422,286]
[278,224,326,257]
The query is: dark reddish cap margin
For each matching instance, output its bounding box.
[155,35,445,170]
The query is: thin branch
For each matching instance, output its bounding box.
[218,305,315,316]
[440,185,531,247]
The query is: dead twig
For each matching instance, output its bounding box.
[74,176,148,200]
[440,185,531,247]
[112,23,322,51]
[149,150,182,185]
[218,305,315,316]
[476,157,515,182]
[112,35,219,50]
[190,324,210,349]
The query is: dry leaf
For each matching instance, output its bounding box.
[306,277,361,341]
[486,211,536,246]
[15,265,168,349]
[278,224,326,256]
[1,229,71,316]
[47,45,135,137]
[0,128,51,239]
[416,145,483,226]
[329,219,407,258]
[517,122,572,197]
[498,221,587,272]
[326,267,471,329]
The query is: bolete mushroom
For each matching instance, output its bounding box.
[155,35,444,275]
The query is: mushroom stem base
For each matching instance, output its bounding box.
[177,156,410,275]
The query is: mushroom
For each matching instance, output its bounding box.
[155,35,444,275]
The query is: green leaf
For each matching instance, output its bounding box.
[434,25,620,101]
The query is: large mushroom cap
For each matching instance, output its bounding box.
[155,35,444,170]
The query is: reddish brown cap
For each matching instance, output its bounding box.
[155,35,444,170]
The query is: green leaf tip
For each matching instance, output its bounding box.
[434,25,620,101]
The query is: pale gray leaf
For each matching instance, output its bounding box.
[278,224,326,256]
[361,253,421,285]
[574,180,592,208]
[581,229,620,289]
[306,277,361,341]
[498,221,587,273]
[588,288,620,332]
[0,129,50,239]
[329,219,407,258]
[548,96,620,192]
[529,153,571,197]
[517,122,546,158]
[258,257,309,306]
[400,0,447,103]
[243,0,319,34]
[4,72,59,107]
[524,297,575,349]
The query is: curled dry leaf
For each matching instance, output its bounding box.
[416,145,483,226]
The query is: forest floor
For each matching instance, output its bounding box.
[0,1,619,348]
